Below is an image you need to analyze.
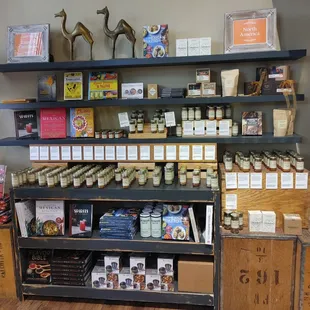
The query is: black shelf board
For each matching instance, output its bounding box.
[18,231,212,255]
[1,133,302,146]
[22,284,214,306]
[0,49,306,73]
[0,94,305,110]
[12,180,215,202]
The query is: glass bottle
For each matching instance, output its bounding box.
[206,174,212,188]
[254,157,262,172]
[269,156,277,171]
[195,107,201,120]
[151,119,157,133]
[188,108,195,121]
[176,124,182,137]
[282,156,291,172]
[230,212,240,234]
[153,172,161,187]
[129,120,136,133]
[238,211,244,230]
[153,113,160,124]
[223,211,232,230]
[225,156,233,172]
[232,122,239,137]
[296,156,305,172]
[216,106,223,120]
[165,164,174,185]
[242,157,250,172]
[225,105,232,118]
[179,168,187,186]
[158,120,165,133]
[192,169,201,187]
[181,107,188,121]
[11,173,19,188]
[211,174,218,190]
[208,107,215,120]
[137,120,144,133]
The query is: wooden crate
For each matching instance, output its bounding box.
[221,229,296,310]
[295,230,310,309]
[220,164,310,228]
[0,225,16,298]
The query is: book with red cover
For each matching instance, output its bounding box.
[40,108,67,139]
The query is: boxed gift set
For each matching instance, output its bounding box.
[119,267,134,290]
[121,83,144,99]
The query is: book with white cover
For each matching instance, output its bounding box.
[188,206,200,243]
[205,205,213,245]
[15,200,36,237]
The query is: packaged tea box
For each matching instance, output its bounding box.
[64,72,83,100]
[36,200,65,236]
[88,72,118,100]
[69,204,93,238]
[143,24,169,58]
[38,75,56,101]
[70,108,94,138]
[14,110,38,139]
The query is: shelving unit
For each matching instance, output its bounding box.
[3,49,306,309]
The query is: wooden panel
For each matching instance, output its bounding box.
[178,162,217,170]
[221,234,295,310]
[128,124,167,139]
[118,163,155,170]
[32,162,68,168]
[295,240,302,310]
[0,227,16,298]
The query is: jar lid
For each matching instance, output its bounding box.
[140,212,151,217]
[151,212,161,218]
[224,211,232,216]
[182,107,188,110]
[296,156,304,160]
[231,212,239,219]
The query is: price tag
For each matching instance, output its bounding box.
[226,194,237,210]
[281,173,293,189]
[165,112,176,127]
[238,173,250,189]
[194,121,205,136]
[118,112,130,128]
[179,145,190,160]
[205,145,216,161]
[116,146,127,160]
[105,146,115,160]
[140,146,150,160]
[154,145,164,160]
[50,146,60,161]
[29,146,39,161]
[39,146,49,161]
[127,146,138,161]
[83,146,94,160]
[192,145,203,161]
[72,146,82,160]
[250,173,262,189]
[295,172,308,189]
[61,146,71,161]
[94,146,104,160]
[219,120,230,136]
[206,120,217,136]
[266,173,278,189]
[166,145,177,160]
[182,121,194,136]
[226,173,237,189]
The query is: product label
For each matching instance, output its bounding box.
[238,173,250,189]
[205,145,216,161]
[72,146,82,160]
[281,173,294,189]
[61,146,71,161]
[192,145,203,161]
[83,146,93,160]
[29,146,39,161]
[154,145,164,160]
[206,121,217,136]
[194,120,205,136]
[226,173,237,189]
[39,146,49,161]
[250,173,263,189]
[105,146,115,160]
[226,194,237,210]
[295,172,308,189]
[179,145,190,160]
[127,146,138,161]
[166,145,177,160]
[266,173,278,189]
[118,112,130,128]
[50,146,60,161]
[94,146,104,160]
[219,120,230,136]
[140,146,150,160]
[183,121,194,136]
[116,146,126,160]
[165,112,176,127]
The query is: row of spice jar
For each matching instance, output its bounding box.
[181,105,232,121]
[95,130,125,139]
[223,211,244,234]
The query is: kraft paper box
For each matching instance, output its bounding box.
[248,210,262,232]
[147,84,158,99]
[283,214,302,235]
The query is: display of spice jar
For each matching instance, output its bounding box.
[138,168,148,186]
[152,166,162,187]
[164,163,174,185]
[122,167,136,189]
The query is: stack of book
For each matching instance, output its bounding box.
[160,88,186,98]
[51,250,92,286]
[99,208,139,240]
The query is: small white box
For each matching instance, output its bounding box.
[119,267,134,290]
[104,255,122,274]
[146,269,161,291]
[176,39,188,57]
[130,255,146,275]
[121,83,144,99]
[158,256,174,276]
[91,265,107,289]
[206,120,217,136]
[200,37,212,55]
[262,211,276,233]
[248,210,263,232]
[188,38,200,56]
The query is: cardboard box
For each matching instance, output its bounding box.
[196,68,210,83]
[199,37,211,55]
[91,265,107,289]
[104,255,122,274]
[262,211,276,233]
[122,83,144,99]
[248,210,262,232]
[178,256,213,293]
[130,254,146,275]
[145,269,161,291]
[187,83,201,97]
[158,256,174,276]
[176,39,188,57]
[147,84,158,99]
[119,267,133,290]
[283,214,302,235]
[188,38,200,56]
[202,82,216,96]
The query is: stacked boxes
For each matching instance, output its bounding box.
[104,254,122,289]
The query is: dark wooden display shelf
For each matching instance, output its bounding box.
[18,231,212,255]
[22,283,214,306]
[0,49,306,72]
[12,180,216,202]
[0,94,305,109]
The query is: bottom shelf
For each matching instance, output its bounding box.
[22,283,213,306]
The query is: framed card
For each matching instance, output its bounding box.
[7,24,50,63]
[224,9,276,54]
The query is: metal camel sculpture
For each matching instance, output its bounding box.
[97,6,136,59]
[55,9,94,61]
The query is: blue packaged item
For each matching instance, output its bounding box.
[143,25,169,58]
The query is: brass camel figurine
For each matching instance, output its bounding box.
[55,9,94,61]
[97,6,136,59]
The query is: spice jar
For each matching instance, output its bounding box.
[11,173,19,188]
[269,156,277,171]
[60,174,68,188]
[38,172,47,187]
[115,130,123,139]
[195,107,201,120]
[27,171,36,184]
[160,114,166,126]
[223,211,232,230]
[181,107,188,121]
[296,156,305,172]
[242,156,250,172]
[230,212,240,234]
[192,169,201,187]
[153,172,161,187]
[206,174,212,188]
[101,130,108,139]
[151,120,157,133]
[238,211,244,230]
[216,106,223,120]
[176,124,182,137]
[225,105,232,118]
[115,168,123,184]
[224,156,233,172]
[179,167,187,186]
[140,212,151,238]
[158,120,165,133]
[188,107,195,121]
[208,107,215,120]
[86,174,93,188]
[95,131,101,139]
[137,120,144,133]
[129,120,136,134]
[73,174,81,188]
[282,156,291,172]
[254,157,262,172]
[47,173,55,188]
[211,174,218,190]
[151,212,162,238]
[108,131,115,139]
[153,113,160,124]
[232,122,239,137]
[165,164,174,185]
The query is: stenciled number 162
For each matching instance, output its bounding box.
[239,269,280,285]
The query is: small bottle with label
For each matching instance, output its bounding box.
[206,174,212,188]
[153,171,161,187]
[225,105,232,118]
[254,157,262,172]
[179,167,187,186]
[282,156,291,172]
[176,124,182,137]
[232,122,239,137]
[242,157,250,172]
[151,212,162,238]
[238,211,244,230]
[208,107,215,120]
[192,169,201,187]
[181,107,188,121]
[165,164,174,185]
[158,120,165,133]
[224,211,232,230]
[11,173,19,188]
[137,119,144,133]
[269,156,277,171]
[188,107,195,121]
[216,106,223,120]
[296,156,304,172]
[211,173,219,190]
[140,212,151,238]
[195,107,201,120]
[230,212,240,234]
[225,156,233,172]
[151,119,157,133]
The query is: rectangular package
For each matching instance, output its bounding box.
[64,72,83,100]
[130,254,146,275]
[14,110,38,139]
[38,75,56,101]
[202,82,216,96]
[70,108,94,138]
[248,210,262,232]
[188,38,200,56]
[262,211,276,233]
[15,200,36,237]
[176,39,187,57]
[40,108,66,139]
[158,256,174,276]
[122,83,144,99]
[143,25,169,58]
[199,37,211,55]
[187,83,201,97]
[147,84,158,99]
[119,267,134,290]
[88,72,118,100]
[145,269,161,291]
[283,214,302,235]
[91,265,107,289]
[69,204,93,238]
[196,68,210,83]
[104,254,122,274]
[269,65,290,81]
[242,111,263,136]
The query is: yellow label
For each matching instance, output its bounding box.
[64,72,83,100]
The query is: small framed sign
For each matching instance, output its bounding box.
[7,24,50,63]
[224,9,276,54]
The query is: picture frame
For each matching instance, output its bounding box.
[224,9,277,54]
[7,24,50,63]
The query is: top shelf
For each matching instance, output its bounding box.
[0,50,306,73]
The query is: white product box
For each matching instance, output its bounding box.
[176,39,188,57]
[206,120,217,136]
[200,37,211,55]
[157,256,174,276]
[130,255,146,275]
[119,267,134,290]
[146,269,161,291]
[121,83,144,99]
[188,38,200,56]
[248,210,263,232]
[91,265,107,289]
[104,255,122,274]
[262,211,276,233]
[205,205,213,245]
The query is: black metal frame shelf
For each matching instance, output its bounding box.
[0,49,306,72]
[0,94,305,109]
